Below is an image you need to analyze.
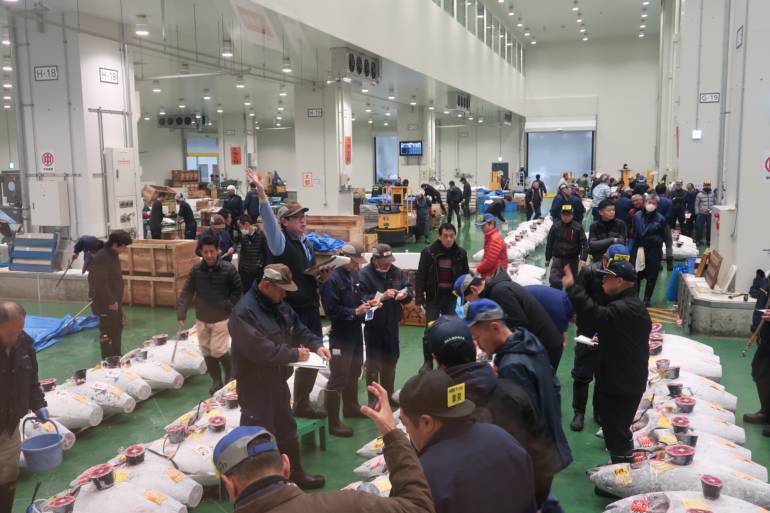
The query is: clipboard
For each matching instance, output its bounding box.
[288,352,328,369]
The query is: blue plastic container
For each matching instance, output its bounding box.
[21,418,63,472]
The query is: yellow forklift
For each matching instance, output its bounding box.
[376,185,413,245]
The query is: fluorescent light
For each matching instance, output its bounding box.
[2,83,11,89]
[443,110,450,114]
[530,40,537,45]
[383,122,389,126]
[517,22,523,27]
[221,40,234,58]
[236,76,245,89]
[249,111,255,117]
[478,118,483,124]
[365,107,372,113]
[178,103,185,109]
[639,32,646,38]
[134,24,149,37]
[2,95,10,100]
[409,96,417,106]
[279,85,288,97]
[194,112,202,119]
[3,104,10,110]
[203,89,211,100]
[524,31,531,36]
[368,119,373,124]
[428,105,435,110]
[576,18,582,23]
[385,111,391,117]
[243,101,252,107]
[361,88,369,93]
[151,80,161,93]
[216,104,224,113]
[1,60,11,72]
[477,14,484,19]
[158,108,166,115]
[276,116,282,120]
[580,27,586,33]
[342,76,352,83]
[468,115,474,120]
[641,12,648,18]
[281,56,292,73]
[352,116,356,121]
[640,24,646,29]
[1,38,10,46]
[582,36,589,41]
[457,113,462,118]
[692,129,703,140]
[643,1,650,5]
[388,95,395,100]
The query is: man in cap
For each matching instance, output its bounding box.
[249,169,329,419]
[178,234,242,395]
[400,369,537,513]
[0,302,49,512]
[212,382,435,513]
[568,243,628,432]
[359,244,413,406]
[549,183,585,223]
[475,214,508,279]
[561,260,651,463]
[243,179,260,223]
[175,192,197,240]
[197,214,236,262]
[545,204,588,289]
[229,263,331,489]
[237,215,266,294]
[694,179,716,246]
[416,224,469,370]
[591,174,612,221]
[464,300,572,482]
[454,271,564,370]
[88,230,132,358]
[684,183,699,236]
[320,243,372,436]
[426,317,570,510]
[669,180,687,231]
[69,235,104,273]
[224,184,244,239]
[587,199,627,262]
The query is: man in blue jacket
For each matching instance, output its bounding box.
[428,317,570,512]
[399,369,537,513]
[320,243,371,437]
[630,195,671,306]
[465,299,572,481]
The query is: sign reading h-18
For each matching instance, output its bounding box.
[699,92,721,103]
[34,65,59,81]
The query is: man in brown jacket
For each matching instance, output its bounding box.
[212,382,435,513]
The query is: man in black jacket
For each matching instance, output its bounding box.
[70,235,104,273]
[0,302,49,511]
[525,181,543,220]
[243,180,260,223]
[421,183,446,215]
[229,263,331,490]
[223,185,244,240]
[446,181,463,229]
[359,244,413,405]
[178,235,242,394]
[460,177,472,219]
[176,193,197,240]
[249,169,330,419]
[236,215,266,294]
[545,204,588,289]
[744,271,770,437]
[563,260,651,462]
[455,270,564,370]
[88,230,132,358]
[415,224,469,369]
[669,180,687,231]
[428,316,568,510]
[149,193,165,239]
[587,199,627,262]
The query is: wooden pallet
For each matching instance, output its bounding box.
[306,215,365,246]
[119,239,198,277]
[122,274,187,307]
[171,170,200,183]
[9,233,59,272]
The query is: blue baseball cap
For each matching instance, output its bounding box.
[598,260,637,282]
[453,273,482,300]
[475,213,496,226]
[464,298,507,327]
[606,244,630,260]
[213,426,279,475]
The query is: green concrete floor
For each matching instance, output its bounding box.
[13,207,770,513]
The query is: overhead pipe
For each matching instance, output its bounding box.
[715,0,732,204]
[9,17,30,231]
[730,0,750,238]
[61,12,81,237]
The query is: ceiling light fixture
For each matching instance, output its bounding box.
[383,121,389,126]
[576,16,583,23]
[279,85,288,97]
[582,35,589,41]
[2,82,12,89]
[2,95,10,100]
[203,89,211,100]
[142,112,150,121]
[195,112,202,119]
[177,98,185,109]
[640,24,647,29]
[151,80,161,93]
[159,107,166,115]
[387,86,396,100]
[216,104,224,113]
[507,6,514,16]
[276,115,283,120]
[3,104,10,110]
[641,11,648,18]
[517,17,523,27]
[478,118,484,124]
[221,39,234,58]
[642,0,650,5]
[235,76,245,89]
[352,115,356,121]
[276,123,281,127]
[385,111,391,117]
[368,119,373,124]
[457,113,463,118]
[530,40,537,45]
[468,115,474,121]
[428,101,435,111]
[572,1,579,12]
[365,104,372,113]
[1,36,11,46]
[134,15,149,37]
[443,110,450,115]
[638,32,646,38]
[524,28,531,36]
[281,56,292,73]
[243,95,252,106]
[409,96,417,106]
[2,59,11,72]
[249,111,255,117]
[579,27,586,33]
[361,87,369,93]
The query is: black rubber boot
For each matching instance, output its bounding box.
[279,437,325,490]
[293,368,326,419]
[380,363,398,407]
[342,382,366,418]
[570,412,585,432]
[0,481,16,513]
[744,411,768,425]
[205,356,223,395]
[218,353,233,383]
[325,391,353,437]
[420,336,433,372]
[365,368,379,408]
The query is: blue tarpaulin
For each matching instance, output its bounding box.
[306,232,345,253]
[24,314,99,352]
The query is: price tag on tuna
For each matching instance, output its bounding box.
[125,372,139,381]
[115,470,128,483]
[734,471,757,481]
[144,491,167,505]
[656,416,672,429]
[164,468,185,483]
[650,461,673,473]
[613,466,633,485]
[373,438,384,450]
[682,499,709,509]
[74,394,88,403]
[92,382,108,391]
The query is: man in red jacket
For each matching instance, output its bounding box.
[475,214,508,279]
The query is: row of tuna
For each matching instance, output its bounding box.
[593,325,770,511]
[21,331,206,469]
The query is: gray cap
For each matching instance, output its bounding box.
[213,426,279,475]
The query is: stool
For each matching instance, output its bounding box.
[296,417,328,450]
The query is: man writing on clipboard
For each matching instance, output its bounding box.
[229,263,331,490]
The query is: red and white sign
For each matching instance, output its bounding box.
[302,172,313,188]
[41,151,55,172]
[764,153,770,184]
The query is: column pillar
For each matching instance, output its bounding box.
[293,81,354,215]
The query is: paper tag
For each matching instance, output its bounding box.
[735,471,757,481]
[447,383,465,407]
[707,401,726,412]
[372,438,384,450]
[637,435,654,447]
[91,382,108,391]
[160,363,174,373]
[188,431,203,441]
[73,393,89,404]
[115,469,129,483]
[732,453,753,464]
[658,433,678,445]
[650,460,674,473]
[108,386,123,397]
[184,349,198,357]
[716,437,737,448]
[164,467,185,483]
[207,409,221,418]
[682,498,709,509]
[656,416,672,429]
[613,465,633,485]
[125,372,139,381]
[42,422,55,432]
[194,445,211,458]
[144,490,167,505]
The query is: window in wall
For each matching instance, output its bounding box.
[375,135,398,183]
[476,4,485,42]
[467,0,476,34]
[185,135,219,182]
[432,0,441,6]
[485,11,493,49]
[526,131,594,193]
[443,0,454,17]
[456,0,466,27]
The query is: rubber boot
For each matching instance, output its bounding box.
[365,367,380,408]
[278,437,325,490]
[325,391,353,437]
[380,363,398,407]
[218,353,233,384]
[342,381,366,418]
[570,412,585,432]
[204,356,223,395]
[292,368,326,419]
[0,481,15,513]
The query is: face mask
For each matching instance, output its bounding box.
[703,187,712,193]
[645,204,656,213]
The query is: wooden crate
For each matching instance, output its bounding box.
[119,240,198,277]
[400,269,426,326]
[363,232,378,252]
[172,170,200,183]
[142,184,177,205]
[122,275,187,307]
[306,215,365,246]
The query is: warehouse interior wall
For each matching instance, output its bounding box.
[437,123,520,186]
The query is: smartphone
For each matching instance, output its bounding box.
[365,309,375,322]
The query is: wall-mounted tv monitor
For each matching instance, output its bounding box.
[399,140,423,156]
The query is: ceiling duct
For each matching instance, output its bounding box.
[157,113,211,130]
[330,47,382,84]
[446,91,471,114]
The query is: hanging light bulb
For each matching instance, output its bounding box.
[277,100,285,112]
[158,107,166,115]
[279,84,288,97]
[177,98,186,109]
[2,58,11,72]
[151,80,161,93]
[143,112,150,121]
[134,15,149,37]
[221,39,234,58]
[216,104,224,114]
[235,75,245,89]
[243,95,252,106]
[409,95,417,106]
[202,89,211,100]
[281,56,292,73]
[194,112,202,119]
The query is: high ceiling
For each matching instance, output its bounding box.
[483,0,659,44]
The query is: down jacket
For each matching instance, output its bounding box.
[476,228,508,278]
